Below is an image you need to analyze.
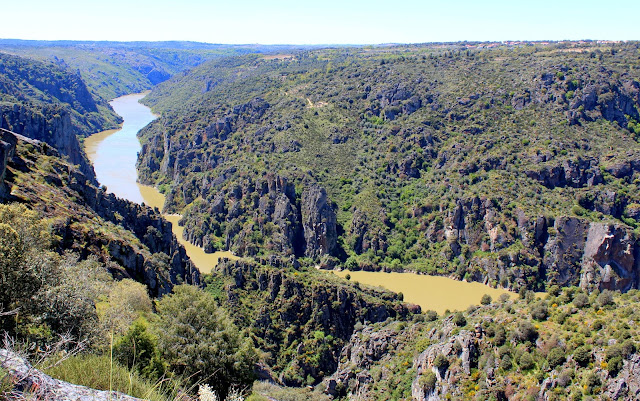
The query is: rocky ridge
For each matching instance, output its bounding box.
[213,258,420,386]
[1,129,199,295]
[135,42,640,292]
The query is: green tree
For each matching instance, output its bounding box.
[153,285,256,398]
[113,318,165,380]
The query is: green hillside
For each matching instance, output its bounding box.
[138,41,640,292]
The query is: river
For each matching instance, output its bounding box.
[85,93,516,312]
[84,93,237,274]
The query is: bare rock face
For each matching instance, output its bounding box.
[0,349,142,401]
[0,104,97,184]
[411,328,479,401]
[0,129,18,197]
[301,185,337,259]
[580,223,639,291]
[324,326,399,399]
[602,354,640,400]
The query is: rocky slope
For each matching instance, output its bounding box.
[1,128,199,295]
[137,41,640,292]
[0,52,125,183]
[208,258,420,386]
[325,287,640,400]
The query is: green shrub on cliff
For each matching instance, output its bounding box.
[153,285,257,398]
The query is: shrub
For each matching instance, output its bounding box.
[418,371,437,392]
[433,354,449,370]
[453,312,466,327]
[531,303,549,321]
[547,348,566,369]
[425,310,438,321]
[500,354,512,371]
[153,285,256,398]
[573,293,589,308]
[518,352,535,370]
[494,326,506,346]
[597,290,615,307]
[607,356,624,376]
[113,318,165,379]
[516,321,538,343]
[480,294,492,305]
[573,346,591,367]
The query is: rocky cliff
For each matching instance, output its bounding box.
[1,130,199,296]
[174,173,338,261]
[211,258,419,386]
[432,196,640,292]
[0,104,97,183]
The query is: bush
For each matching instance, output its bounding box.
[425,310,438,321]
[113,318,165,379]
[573,346,591,367]
[452,312,466,327]
[516,321,538,343]
[573,293,590,308]
[531,303,549,321]
[500,354,512,371]
[607,356,624,376]
[518,352,535,370]
[597,290,615,307]
[153,285,256,398]
[418,371,437,392]
[494,326,506,346]
[547,348,566,369]
[433,354,449,370]
[480,294,492,305]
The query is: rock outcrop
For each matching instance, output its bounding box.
[324,326,400,399]
[215,259,419,386]
[411,327,479,401]
[1,130,199,296]
[301,185,337,258]
[176,174,338,261]
[0,349,142,401]
[0,104,97,184]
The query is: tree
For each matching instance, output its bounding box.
[113,318,165,380]
[153,285,256,398]
[453,312,466,327]
[480,294,492,305]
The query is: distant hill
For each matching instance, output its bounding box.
[0,39,324,100]
[0,52,123,180]
[138,41,640,292]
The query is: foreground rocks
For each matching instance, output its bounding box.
[0,349,142,401]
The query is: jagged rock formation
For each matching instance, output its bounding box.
[301,185,337,258]
[433,196,640,292]
[135,42,640,292]
[213,258,419,386]
[0,105,97,183]
[324,326,400,398]
[1,129,199,295]
[175,174,337,260]
[0,349,142,401]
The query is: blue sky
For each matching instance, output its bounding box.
[2,0,639,44]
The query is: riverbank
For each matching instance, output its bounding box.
[84,93,238,274]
